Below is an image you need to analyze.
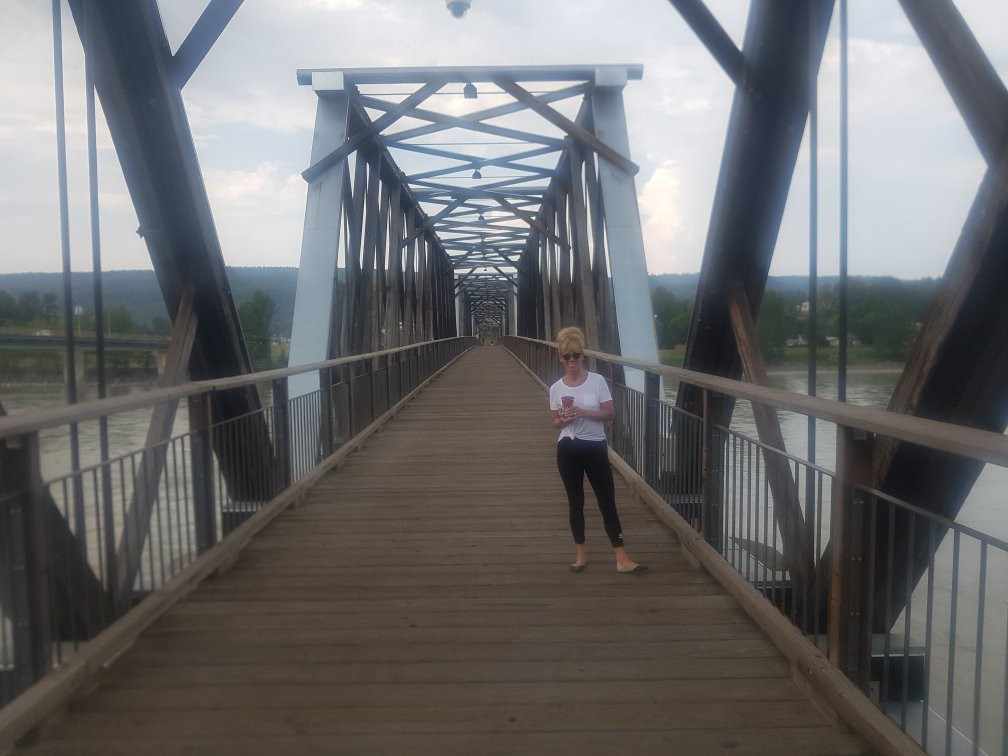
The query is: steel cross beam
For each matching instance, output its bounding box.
[675,2,834,417]
[861,0,1008,627]
[67,1,277,507]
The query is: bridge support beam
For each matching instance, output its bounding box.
[67,0,276,509]
[591,78,657,391]
[288,76,350,401]
[0,434,52,703]
[728,282,815,612]
[862,0,1008,627]
[675,2,834,418]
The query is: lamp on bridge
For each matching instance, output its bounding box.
[463,82,477,99]
[472,168,482,179]
[447,0,472,19]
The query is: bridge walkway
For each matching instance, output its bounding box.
[19,346,868,754]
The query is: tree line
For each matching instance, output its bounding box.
[652,277,940,364]
[1,287,281,371]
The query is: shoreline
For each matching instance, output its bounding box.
[766,363,902,376]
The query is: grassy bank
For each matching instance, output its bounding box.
[658,345,902,371]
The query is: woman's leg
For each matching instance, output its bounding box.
[582,441,623,547]
[556,439,587,553]
[583,442,644,572]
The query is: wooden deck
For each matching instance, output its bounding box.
[20,346,868,755]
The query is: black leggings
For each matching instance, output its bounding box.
[556,437,624,548]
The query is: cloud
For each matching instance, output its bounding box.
[638,160,689,274]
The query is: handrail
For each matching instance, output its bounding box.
[0,338,459,440]
[504,335,1006,755]
[514,336,1008,468]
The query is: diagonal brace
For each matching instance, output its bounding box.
[172,0,244,88]
[667,0,748,87]
[302,80,444,183]
[494,77,639,175]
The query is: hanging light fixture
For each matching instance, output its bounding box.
[478,212,486,224]
[463,82,477,99]
[472,167,482,179]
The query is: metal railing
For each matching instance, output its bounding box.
[0,337,476,709]
[503,335,1008,756]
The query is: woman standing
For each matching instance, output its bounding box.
[548,326,646,574]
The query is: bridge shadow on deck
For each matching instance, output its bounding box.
[21,346,867,755]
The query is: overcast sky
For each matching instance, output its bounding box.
[2,0,1006,280]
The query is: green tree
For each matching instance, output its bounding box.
[17,291,42,322]
[756,290,803,362]
[238,290,276,370]
[651,286,692,348]
[106,304,136,334]
[0,290,16,324]
[42,292,58,321]
[149,316,171,336]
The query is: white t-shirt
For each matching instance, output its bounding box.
[549,371,612,442]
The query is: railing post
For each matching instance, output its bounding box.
[829,424,875,689]
[320,367,335,457]
[0,432,52,699]
[644,370,660,488]
[271,377,291,489]
[701,388,724,549]
[188,392,217,554]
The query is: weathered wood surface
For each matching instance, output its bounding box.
[21,346,867,755]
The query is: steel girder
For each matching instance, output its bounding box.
[67,1,277,503]
[290,65,655,375]
[867,0,1008,627]
[676,1,834,419]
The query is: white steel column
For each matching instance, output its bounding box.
[591,70,658,392]
[288,73,350,400]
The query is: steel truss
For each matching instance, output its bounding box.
[671,0,1008,628]
[289,65,657,382]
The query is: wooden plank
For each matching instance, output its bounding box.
[24,729,866,756]
[17,347,868,755]
[0,346,473,753]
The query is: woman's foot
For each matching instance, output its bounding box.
[570,544,587,573]
[614,547,647,573]
[616,562,648,574]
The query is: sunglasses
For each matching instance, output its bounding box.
[561,352,583,361]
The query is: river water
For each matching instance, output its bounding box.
[2,374,1006,752]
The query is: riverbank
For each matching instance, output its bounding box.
[659,345,905,374]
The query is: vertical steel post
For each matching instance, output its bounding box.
[188,392,217,554]
[837,0,849,402]
[701,388,723,549]
[0,433,52,696]
[272,377,291,488]
[829,424,874,688]
[644,370,660,488]
[590,71,658,392]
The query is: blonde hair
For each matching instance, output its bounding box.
[556,326,585,355]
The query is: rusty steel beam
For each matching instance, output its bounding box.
[677,1,834,421]
[865,0,1008,627]
[68,0,277,506]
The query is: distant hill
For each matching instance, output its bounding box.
[0,268,298,336]
[1,268,937,339]
[649,273,935,298]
